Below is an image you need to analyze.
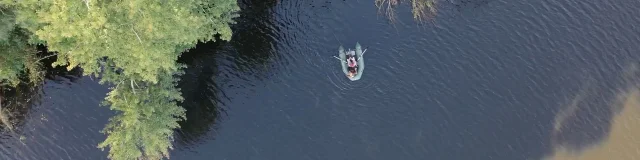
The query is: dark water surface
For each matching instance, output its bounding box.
[2,0,640,159]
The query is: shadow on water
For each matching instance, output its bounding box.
[174,0,280,146]
[0,44,82,141]
[37,46,85,84]
[0,82,40,135]
[545,63,640,159]
[229,0,280,81]
[175,40,228,145]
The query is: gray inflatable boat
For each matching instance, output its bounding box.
[339,42,365,81]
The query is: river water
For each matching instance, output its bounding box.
[2,0,640,159]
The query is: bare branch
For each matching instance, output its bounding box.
[130,80,136,94]
[83,0,90,10]
[131,27,143,44]
[37,53,58,62]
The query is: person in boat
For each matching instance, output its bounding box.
[346,52,358,78]
[347,55,357,68]
[339,43,364,81]
[348,67,357,78]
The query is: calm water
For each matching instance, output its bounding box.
[2,0,640,159]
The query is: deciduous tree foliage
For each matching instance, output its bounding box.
[0,7,42,87]
[0,6,16,40]
[8,0,239,83]
[98,67,187,160]
[1,0,239,159]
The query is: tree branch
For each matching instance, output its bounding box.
[130,80,136,94]
[37,53,58,62]
[83,0,90,10]
[131,27,142,44]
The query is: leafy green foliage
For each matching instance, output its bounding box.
[0,6,16,40]
[0,7,42,87]
[8,0,240,84]
[98,69,186,160]
[1,0,240,159]
[0,31,26,87]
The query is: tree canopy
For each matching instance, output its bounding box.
[0,6,42,87]
[0,0,239,159]
[8,0,239,83]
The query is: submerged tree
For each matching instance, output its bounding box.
[375,0,438,24]
[1,0,240,159]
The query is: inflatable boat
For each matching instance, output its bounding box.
[339,42,365,81]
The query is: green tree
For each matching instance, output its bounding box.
[1,0,240,159]
[0,6,42,88]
